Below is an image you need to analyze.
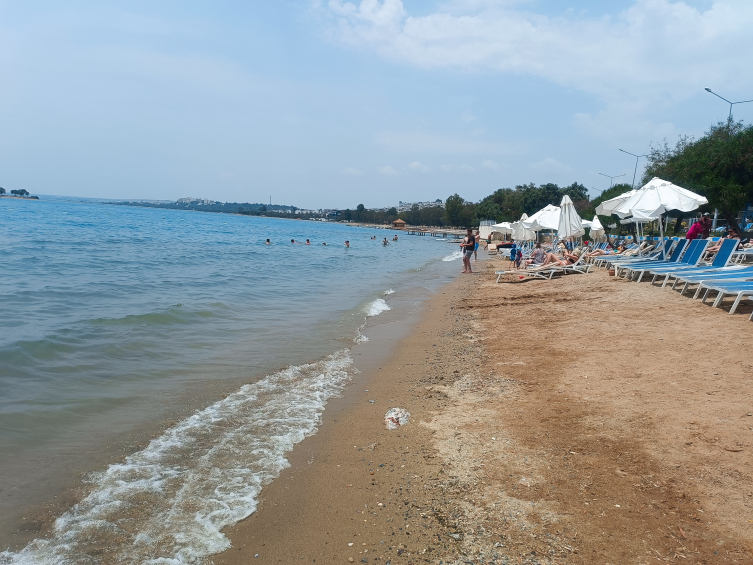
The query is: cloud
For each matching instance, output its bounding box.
[319,1,753,110]
[375,130,515,154]
[481,159,499,170]
[532,157,571,174]
[440,163,475,173]
[379,165,398,175]
[407,160,430,173]
[342,167,364,175]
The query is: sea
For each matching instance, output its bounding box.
[0,196,462,564]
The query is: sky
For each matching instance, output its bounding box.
[1,0,752,209]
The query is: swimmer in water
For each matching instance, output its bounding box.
[306,239,310,245]
[266,239,271,244]
[345,240,350,248]
[382,237,390,246]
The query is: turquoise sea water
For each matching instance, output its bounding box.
[0,197,459,563]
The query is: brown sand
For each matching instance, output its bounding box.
[217,259,753,564]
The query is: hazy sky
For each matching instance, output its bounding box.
[2,0,752,209]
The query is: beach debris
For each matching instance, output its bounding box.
[384,408,411,430]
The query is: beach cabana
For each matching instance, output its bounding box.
[392,218,407,229]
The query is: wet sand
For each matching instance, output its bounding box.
[218,258,753,564]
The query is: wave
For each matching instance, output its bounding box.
[0,351,354,565]
[383,289,395,295]
[89,304,225,327]
[442,249,464,261]
[364,298,390,317]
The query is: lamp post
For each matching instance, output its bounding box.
[704,88,753,120]
[618,149,647,190]
[598,172,626,189]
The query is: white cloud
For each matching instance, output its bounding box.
[375,130,516,154]
[319,1,753,113]
[378,165,398,175]
[461,111,476,123]
[440,163,475,173]
[342,166,364,175]
[407,160,430,173]
[481,159,499,170]
[532,157,571,174]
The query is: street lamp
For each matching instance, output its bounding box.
[704,88,753,120]
[598,172,626,189]
[618,149,647,190]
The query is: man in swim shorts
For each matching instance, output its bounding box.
[461,228,475,273]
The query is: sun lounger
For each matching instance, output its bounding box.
[696,281,753,314]
[626,240,708,282]
[658,239,740,290]
[495,264,558,282]
[615,239,689,280]
[686,267,753,298]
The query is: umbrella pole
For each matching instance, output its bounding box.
[658,213,665,259]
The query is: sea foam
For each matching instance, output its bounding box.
[442,250,463,261]
[364,298,390,317]
[0,351,353,565]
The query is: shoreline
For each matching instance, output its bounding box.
[217,258,753,564]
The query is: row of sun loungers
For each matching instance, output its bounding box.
[601,238,753,321]
[494,236,753,320]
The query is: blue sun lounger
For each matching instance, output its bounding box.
[629,239,708,282]
[657,238,740,289]
[696,281,753,314]
[619,239,693,281]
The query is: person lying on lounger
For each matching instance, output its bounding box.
[585,246,615,257]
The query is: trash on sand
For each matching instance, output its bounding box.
[384,407,411,429]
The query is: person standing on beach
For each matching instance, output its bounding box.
[473,229,480,261]
[461,228,475,273]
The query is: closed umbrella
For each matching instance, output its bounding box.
[512,213,536,241]
[589,215,605,239]
[557,195,584,240]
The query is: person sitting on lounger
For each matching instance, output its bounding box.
[560,247,582,264]
[526,244,565,267]
[526,243,546,266]
[705,236,739,255]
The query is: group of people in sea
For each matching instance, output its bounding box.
[264,234,399,247]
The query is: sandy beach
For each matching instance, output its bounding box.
[217,257,753,564]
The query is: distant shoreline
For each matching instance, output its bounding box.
[0,195,39,200]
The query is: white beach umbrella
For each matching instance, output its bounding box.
[612,177,708,257]
[595,189,638,216]
[589,215,605,239]
[557,195,584,239]
[522,204,560,231]
[491,222,513,234]
[612,177,708,220]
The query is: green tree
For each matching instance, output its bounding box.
[444,194,476,227]
[0,187,5,195]
[644,119,753,236]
